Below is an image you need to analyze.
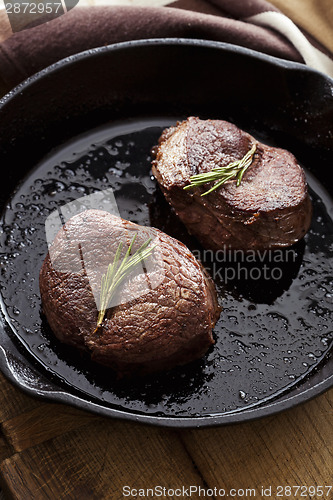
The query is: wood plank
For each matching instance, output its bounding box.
[2,403,99,453]
[0,430,12,463]
[0,420,206,500]
[0,9,12,43]
[179,390,333,493]
[0,373,41,423]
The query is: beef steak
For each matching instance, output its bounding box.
[40,209,220,376]
[152,117,312,251]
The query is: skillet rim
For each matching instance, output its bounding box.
[0,37,332,428]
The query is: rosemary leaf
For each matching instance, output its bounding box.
[96,234,155,329]
[184,143,257,196]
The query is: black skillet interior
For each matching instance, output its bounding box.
[0,39,332,427]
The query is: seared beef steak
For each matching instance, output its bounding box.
[152,117,312,251]
[40,210,220,376]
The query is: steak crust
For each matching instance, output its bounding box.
[40,209,220,376]
[152,117,312,251]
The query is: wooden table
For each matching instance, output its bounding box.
[0,371,331,499]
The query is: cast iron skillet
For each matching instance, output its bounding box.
[0,39,332,428]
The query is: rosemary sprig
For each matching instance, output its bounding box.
[96,234,155,329]
[184,143,257,196]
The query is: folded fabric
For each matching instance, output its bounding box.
[0,0,332,98]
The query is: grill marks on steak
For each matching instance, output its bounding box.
[152,117,312,250]
[40,210,220,376]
